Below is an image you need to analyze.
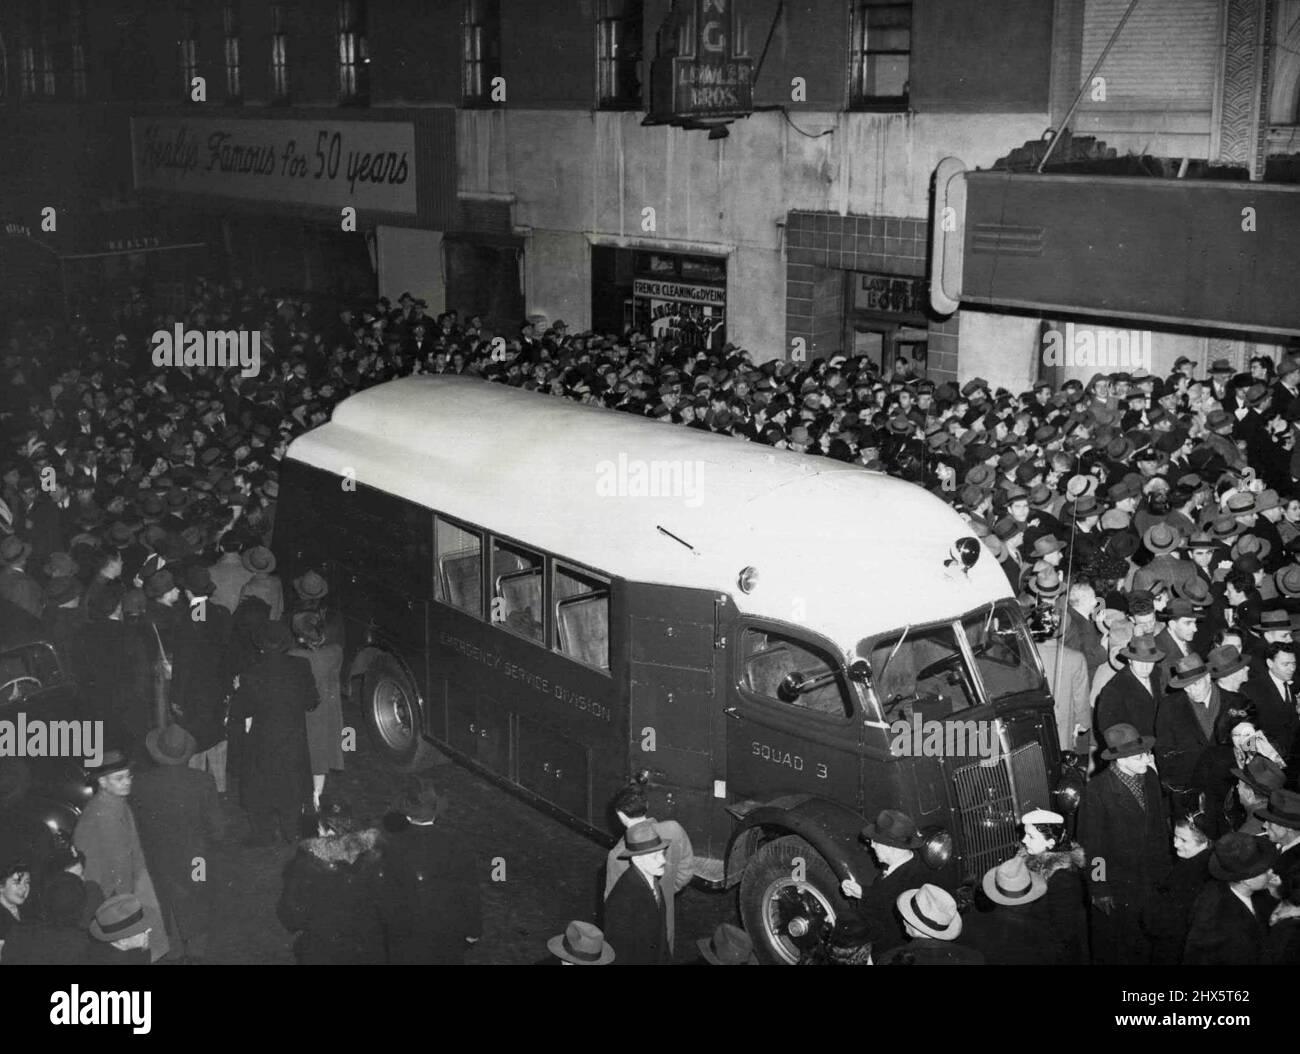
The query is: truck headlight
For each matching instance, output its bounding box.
[920,826,952,869]
[1054,771,1085,814]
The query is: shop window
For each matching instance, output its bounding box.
[463,0,500,107]
[337,0,368,105]
[848,0,910,110]
[740,627,852,718]
[179,1,198,101]
[491,539,544,644]
[223,1,242,102]
[436,517,483,617]
[270,1,289,102]
[597,0,643,109]
[555,565,610,672]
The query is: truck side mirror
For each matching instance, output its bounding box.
[847,659,871,684]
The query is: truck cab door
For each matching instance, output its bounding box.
[724,621,862,809]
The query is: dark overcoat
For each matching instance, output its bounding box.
[276,829,387,965]
[1077,767,1170,903]
[170,604,233,752]
[1142,849,1211,965]
[1095,667,1160,741]
[851,854,930,955]
[381,819,482,964]
[1155,689,1216,791]
[1183,882,1268,965]
[228,650,317,816]
[131,763,224,944]
[604,866,669,965]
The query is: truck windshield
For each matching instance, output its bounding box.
[861,602,1043,719]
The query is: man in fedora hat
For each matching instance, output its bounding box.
[1258,788,1300,870]
[1095,634,1165,740]
[603,820,672,964]
[209,534,254,614]
[0,533,44,617]
[696,921,758,964]
[88,893,155,965]
[1157,653,1220,803]
[874,884,984,964]
[1244,639,1298,757]
[1154,598,1204,684]
[238,545,283,621]
[963,855,1056,965]
[839,809,930,954]
[545,920,615,965]
[604,782,694,955]
[381,779,482,964]
[1078,723,1170,964]
[74,752,171,962]
[1183,831,1277,964]
[1230,756,1286,838]
[132,723,224,964]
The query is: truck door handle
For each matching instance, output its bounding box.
[723,707,741,720]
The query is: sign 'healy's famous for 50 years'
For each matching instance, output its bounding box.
[130,117,417,215]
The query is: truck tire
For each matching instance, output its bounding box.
[362,654,441,772]
[738,834,852,965]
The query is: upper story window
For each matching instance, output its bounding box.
[462,0,500,107]
[270,1,289,102]
[223,1,242,101]
[18,14,40,99]
[337,0,368,104]
[68,0,88,100]
[179,1,198,101]
[848,0,910,110]
[597,0,643,109]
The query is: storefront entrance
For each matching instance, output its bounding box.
[845,270,931,379]
[592,246,727,351]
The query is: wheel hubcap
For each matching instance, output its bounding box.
[373,678,414,751]
[760,879,836,964]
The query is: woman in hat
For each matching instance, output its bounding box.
[1183,832,1277,965]
[289,610,345,812]
[1143,808,1213,964]
[228,619,318,845]
[1011,807,1089,964]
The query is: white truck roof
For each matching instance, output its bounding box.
[285,376,1013,653]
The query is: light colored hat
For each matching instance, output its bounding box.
[982,855,1048,907]
[896,884,962,940]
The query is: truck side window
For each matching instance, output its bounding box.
[492,539,544,643]
[554,564,610,672]
[435,517,483,617]
[740,627,850,717]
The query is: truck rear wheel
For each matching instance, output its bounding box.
[739,835,850,965]
[362,654,441,772]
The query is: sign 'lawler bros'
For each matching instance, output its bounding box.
[130,117,416,215]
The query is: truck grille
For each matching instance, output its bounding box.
[952,743,1050,881]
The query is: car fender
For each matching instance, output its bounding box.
[726,795,877,886]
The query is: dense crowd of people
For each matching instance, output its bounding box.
[2,274,1300,964]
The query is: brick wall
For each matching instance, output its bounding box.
[784,210,959,381]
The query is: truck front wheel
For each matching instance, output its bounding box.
[738,834,852,965]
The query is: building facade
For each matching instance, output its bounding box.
[1,0,1297,387]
